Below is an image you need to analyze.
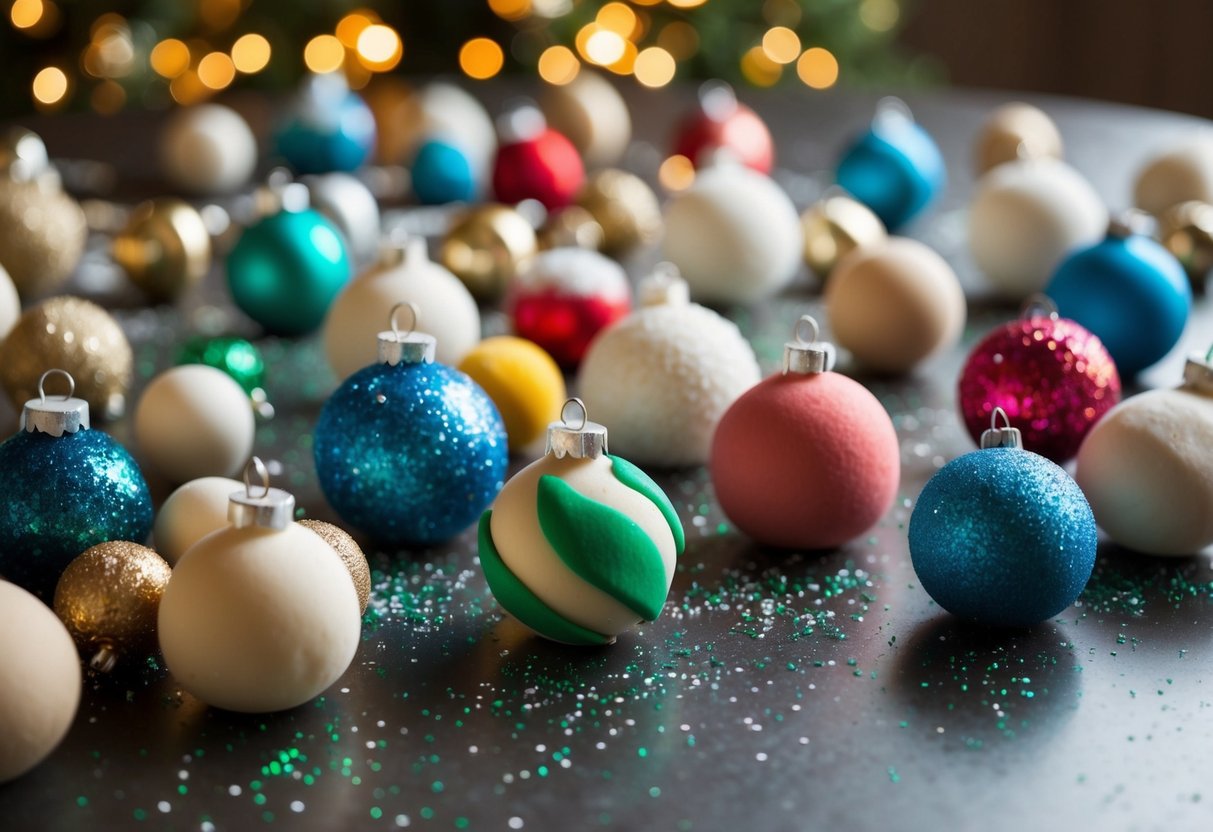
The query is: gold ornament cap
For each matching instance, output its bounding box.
[980,407,1024,450]
[21,369,90,436]
[377,301,436,366]
[229,457,295,530]
[638,263,690,308]
[1183,346,1213,395]
[546,398,608,460]
[783,315,836,375]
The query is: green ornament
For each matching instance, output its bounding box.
[176,336,266,395]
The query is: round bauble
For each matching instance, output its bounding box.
[1133,139,1213,216]
[176,336,266,397]
[1157,200,1213,293]
[661,163,802,305]
[800,191,887,282]
[159,103,257,195]
[411,138,476,205]
[297,519,371,614]
[369,80,496,182]
[576,169,663,255]
[0,175,87,299]
[670,82,773,173]
[0,581,81,783]
[492,111,585,211]
[0,262,18,342]
[969,158,1106,298]
[541,70,631,168]
[826,237,966,374]
[536,205,604,252]
[302,172,382,267]
[973,102,1064,175]
[275,73,376,174]
[458,336,567,454]
[112,198,212,303]
[153,476,244,565]
[439,203,538,302]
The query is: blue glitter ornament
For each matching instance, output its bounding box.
[411,138,476,205]
[908,409,1097,628]
[0,370,152,599]
[1046,223,1192,377]
[313,305,507,546]
[835,98,945,231]
[275,74,376,174]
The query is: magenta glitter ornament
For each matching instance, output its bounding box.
[957,297,1121,462]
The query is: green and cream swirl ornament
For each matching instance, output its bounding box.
[478,398,685,645]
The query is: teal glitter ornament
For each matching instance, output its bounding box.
[908,408,1097,628]
[176,335,265,396]
[0,370,153,600]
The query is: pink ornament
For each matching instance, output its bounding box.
[957,300,1121,462]
[671,82,773,173]
[493,107,585,211]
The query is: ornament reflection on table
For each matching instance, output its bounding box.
[458,336,567,455]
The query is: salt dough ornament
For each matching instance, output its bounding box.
[973,102,1063,175]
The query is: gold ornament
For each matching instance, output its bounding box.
[537,205,605,252]
[974,102,1064,175]
[0,296,133,420]
[0,175,87,299]
[1158,200,1213,293]
[801,193,887,282]
[439,204,538,301]
[52,541,172,672]
[112,198,212,303]
[576,169,663,255]
[298,519,372,614]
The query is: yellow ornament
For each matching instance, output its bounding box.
[112,198,212,303]
[0,296,133,420]
[458,336,567,453]
[1158,200,1213,292]
[577,169,663,255]
[439,204,538,301]
[973,102,1064,175]
[52,541,172,672]
[298,519,372,614]
[537,205,604,252]
[800,192,887,282]
[0,175,87,299]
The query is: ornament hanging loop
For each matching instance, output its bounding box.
[980,406,1024,450]
[638,263,690,308]
[1020,294,1060,321]
[874,96,915,131]
[377,301,436,366]
[21,367,91,436]
[389,301,419,342]
[783,314,836,375]
[546,397,609,460]
[561,397,589,431]
[38,368,76,403]
[229,455,295,530]
[243,455,271,500]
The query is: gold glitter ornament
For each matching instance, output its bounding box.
[537,205,605,252]
[800,192,887,283]
[0,296,133,420]
[112,198,212,303]
[439,204,538,301]
[0,176,87,299]
[52,541,172,673]
[1158,200,1213,293]
[576,169,663,255]
[297,519,371,614]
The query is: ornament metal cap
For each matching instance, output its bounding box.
[638,263,690,308]
[546,398,609,460]
[1021,293,1060,321]
[497,101,547,145]
[873,96,916,133]
[980,407,1023,450]
[377,301,437,366]
[228,456,295,530]
[698,80,739,122]
[1107,209,1153,239]
[21,369,91,437]
[1182,345,1213,395]
[783,315,836,375]
[378,234,429,269]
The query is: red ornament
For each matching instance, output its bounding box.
[957,301,1121,462]
[493,124,586,211]
[671,82,774,174]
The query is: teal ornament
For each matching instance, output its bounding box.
[176,335,265,396]
[275,73,376,174]
[411,138,476,205]
[227,206,351,335]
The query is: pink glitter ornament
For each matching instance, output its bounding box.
[957,296,1120,462]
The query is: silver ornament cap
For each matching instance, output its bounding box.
[1106,209,1153,239]
[980,407,1023,450]
[21,369,90,437]
[783,315,836,375]
[546,398,608,460]
[1183,346,1213,395]
[229,457,295,530]
[377,301,437,366]
[638,263,690,308]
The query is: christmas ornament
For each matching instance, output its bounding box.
[536,205,604,251]
[579,268,761,467]
[492,106,586,211]
[540,69,632,168]
[226,192,352,336]
[0,296,133,420]
[800,190,887,283]
[52,541,171,672]
[368,80,496,183]
[1075,351,1213,556]
[314,305,507,546]
[0,127,50,180]
[275,73,376,174]
[159,103,257,195]
[153,476,243,566]
[835,98,945,231]
[969,157,1106,298]
[158,458,361,712]
[507,247,631,367]
[112,198,212,303]
[176,336,266,398]
[301,172,382,267]
[479,398,684,645]
[0,263,17,342]
[670,81,773,173]
[297,519,371,614]
[458,336,567,454]
[324,237,480,377]
[909,408,1097,627]
[1157,200,1213,293]
[661,162,802,305]
[711,317,900,549]
[1046,219,1191,376]
[411,138,476,205]
[576,169,663,255]
[0,580,81,783]
[1133,139,1213,216]
[973,102,1063,175]
[826,237,966,374]
[0,369,153,599]
[133,364,256,484]
[439,203,538,302]
[0,172,87,299]
[958,297,1121,463]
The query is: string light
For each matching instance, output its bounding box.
[488,0,532,21]
[762,26,800,64]
[606,39,638,75]
[584,29,626,65]
[10,0,42,29]
[151,39,191,79]
[197,51,236,90]
[169,69,207,105]
[596,2,637,38]
[336,11,376,48]
[231,33,271,74]
[657,22,699,60]
[634,46,675,88]
[859,0,900,33]
[31,66,68,107]
[667,0,708,8]
[740,45,781,87]
[797,47,839,89]
[459,37,504,80]
[658,154,696,192]
[538,45,580,85]
[303,34,345,74]
[91,79,126,114]
[356,24,402,71]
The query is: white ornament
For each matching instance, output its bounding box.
[1134,139,1213,216]
[402,82,497,188]
[153,476,244,565]
[541,70,631,168]
[159,104,257,195]
[303,172,382,267]
[0,262,18,342]
[513,246,630,303]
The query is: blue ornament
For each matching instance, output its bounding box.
[227,206,351,336]
[1046,228,1191,376]
[411,138,476,205]
[835,99,945,231]
[275,74,376,174]
[313,321,507,546]
[0,372,153,599]
[908,411,1096,628]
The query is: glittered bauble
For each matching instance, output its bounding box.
[411,138,476,205]
[540,69,632,168]
[112,198,212,303]
[0,372,153,599]
[969,158,1106,298]
[302,172,382,267]
[909,414,1097,627]
[506,247,631,368]
[711,318,900,549]
[0,296,133,420]
[297,519,371,614]
[1133,139,1213,216]
[0,580,81,783]
[579,270,761,467]
[226,204,351,336]
[52,541,172,672]
[314,323,507,546]
[536,205,604,251]
[661,163,803,305]
[1157,200,1213,293]
[576,169,663,255]
[0,263,18,342]
[973,102,1064,175]
[958,302,1121,462]
[0,175,87,299]
[176,336,266,397]
[324,237,480,377]
[671,82,773,173]
[826,237,966,374]
[1046,226,1191,376]
[275,73,376,174]
[439,203,538,302]
[835,99,946,231]
[158,464,361,712]
[153,476,243,566]
[1075,355,1213,556]
[800,191,887,282]
[492,110,586,211]
[368,80,496,183]
[159,103,257,195]
[458,336,567,454]
[479,399,684,645]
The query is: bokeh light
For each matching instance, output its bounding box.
[860,0,901,32]
[32,66,69,107]
[658,154,696,191]
[336,11,375,48]
[460,37,504,80]
[762,26,801,64]
[198,51,236,89]
[10,0,42,28]
[150,38,190,79]
[489,0,532,21]
[596,2,638,38]
[798,46,839,89]
[634,46,675,88]
[356,24,402,71]
[538,45,580,85]
[304,34,345,74]
[231,33,271,74]
[585,29,626,65]
[658,22,699,60]
[740,45,781,87]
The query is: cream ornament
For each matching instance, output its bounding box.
[153,476,244,565]
[540,70,632,168]
[1133,139,1213,216]
[973,102,1064,175]
[0,262,18,342]
[159,103,258,195]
